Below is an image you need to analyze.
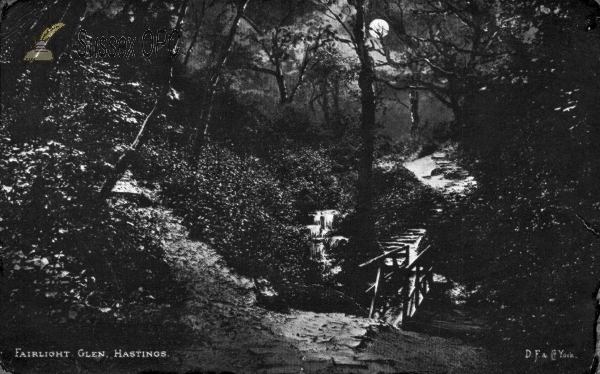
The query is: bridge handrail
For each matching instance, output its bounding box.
[358,245,407,268]
[406,245,431,270]
[363,243,432,322]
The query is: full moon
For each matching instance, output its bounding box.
[369,19,389,38]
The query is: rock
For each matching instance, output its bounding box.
[248,348,276,355]
[430,167,444,176]
[331,355,368,368]
[315,336,334,343]
[336,337,363,348]
[262,366,300,374]
[112,180,153,206]
[355,352,396,363]
[303,352,368,368]
[303,354,331,363]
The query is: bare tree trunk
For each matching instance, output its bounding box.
[321,76,330,125]
[275,67,289,104]
[183,26,200,68]
[448,78,464,128]
[409,90,420,134]
[182,1,207,68]
[173,0,189,35]
[353,0,377,257]
[333,74,341,119]
[98,0,188,199]
[192,0,251,155]
[98,60,177,198]
[98,101,159,198]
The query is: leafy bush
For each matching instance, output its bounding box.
[161,144,314,287]
[0,138,176,326]
[326,164,440,303]
[373,165,440,238]
[267,147,353,220]
[437,5,600,369]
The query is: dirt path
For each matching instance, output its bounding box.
[154,207,392,373]
[122,207,495,374]
[404,151,476,194]
[0,198,497,374]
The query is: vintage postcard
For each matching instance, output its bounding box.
[1,0,599,373]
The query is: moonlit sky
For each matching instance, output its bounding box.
[369,19,389,38]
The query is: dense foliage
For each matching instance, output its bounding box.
[0,138,177,326]
[160,144,315,286]
[373,165,439,238]
[429,2,600,372]
[2,1,599,373]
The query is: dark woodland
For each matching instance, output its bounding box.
[1,0,599,373]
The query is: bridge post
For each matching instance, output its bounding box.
[414,265,420,313]
[401,267,410,325]
[368,264,382,319]
[426,266,433,293]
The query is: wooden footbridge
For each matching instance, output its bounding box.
[298,151,476,329]
[359,229,433,328]
[305,212,433,327]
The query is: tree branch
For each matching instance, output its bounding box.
[319,1,357,51]
[241,14,264,35]
[246,64,278,76]
[288,28,329,102]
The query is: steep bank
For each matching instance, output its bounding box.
[2,195,501,374]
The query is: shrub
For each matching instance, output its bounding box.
[161,144,314,287]
[267,147,353,221]
[0,138,175,326]
[372,165,440,238]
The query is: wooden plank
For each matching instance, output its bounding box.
[409,269,418,317]
[425,266,433,293]
[369,266,382,319]
[415,266,420,301]
[380,236,422,241]
[377,245,407,250]
[392,286,405,328]
[415,266,424,308]
[406,245,431,269]
[383,257,407,267]
[359,246,406,268]
[401,269,410,325]
[365,271,393,293]
[361,229,432,326]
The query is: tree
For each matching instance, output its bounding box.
[305,44,354,126]
[237,6,334,105]
[190,0,252,155]
[432,2,600,369]
[370,0,514,126]
[99,0,189,198]
[181,0,211,69]
[318,0,378,258]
